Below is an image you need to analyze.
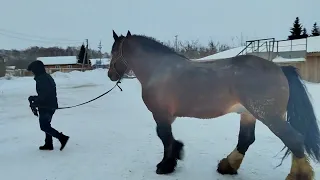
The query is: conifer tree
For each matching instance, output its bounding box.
[288,17,303,40]
[311,22,320,36]
[77,44,88,64]
[301,28,309,38]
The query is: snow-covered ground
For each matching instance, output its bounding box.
[1,69,320,180]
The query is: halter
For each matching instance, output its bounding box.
[110,37,130,80]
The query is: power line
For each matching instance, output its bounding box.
[0,32,83,46]
[0,28,82,42]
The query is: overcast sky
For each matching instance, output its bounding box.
[0,0,318,53]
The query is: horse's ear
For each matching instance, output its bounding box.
[126,30,131,37]
[113,30,119,41]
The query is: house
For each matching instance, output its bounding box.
[196,36,320,83]
[36,56,92,74]
[89,58,110,69]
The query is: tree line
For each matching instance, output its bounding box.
[1,16,318,70]
[0,39,232,69]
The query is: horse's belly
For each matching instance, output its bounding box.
[175,101,244,119]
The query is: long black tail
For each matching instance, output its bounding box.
[280,65,320,163]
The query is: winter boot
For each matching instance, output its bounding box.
[39,143,54,150]
[58,133,69,151]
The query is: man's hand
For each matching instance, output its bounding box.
[28,96,38,117]
[28,96,37,102]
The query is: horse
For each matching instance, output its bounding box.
[108,30,320,180]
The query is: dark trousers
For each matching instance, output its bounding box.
[38,109,61,144]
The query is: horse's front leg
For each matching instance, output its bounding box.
[153,113,184,174]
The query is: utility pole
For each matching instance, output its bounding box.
[82,39,88,72]
[174,35,178,52]
[98,40,102,61]
[98,40,102,68]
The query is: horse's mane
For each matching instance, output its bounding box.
[132,34,188,59]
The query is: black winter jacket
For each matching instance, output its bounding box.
[27,60,58,110]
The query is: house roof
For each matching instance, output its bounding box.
[37,56,79,65]
[307,36,320,53]
[195,46,245,61]
[272,56,306,63]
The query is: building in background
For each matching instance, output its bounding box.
[37,56,92,74]
[90,58,110,69]
[197,36,320,83]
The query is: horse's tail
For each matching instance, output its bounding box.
[280,65,320,163]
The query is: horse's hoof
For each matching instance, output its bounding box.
[156,158,177,175]
[286,172,313,180]
[217,158,238,175]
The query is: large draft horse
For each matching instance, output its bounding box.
[108,30,320,180]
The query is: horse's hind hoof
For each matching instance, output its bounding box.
[217,158,238,175]
[286,172,313,180]
[156,158,177,175]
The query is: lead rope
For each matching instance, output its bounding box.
[56,80,122,109]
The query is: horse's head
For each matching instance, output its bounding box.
[108,30,132,81]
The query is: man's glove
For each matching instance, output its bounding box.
[30,105,38,117]
[28,96,37,102]
[28,96,38,117]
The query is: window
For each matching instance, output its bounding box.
[67,65,72,68]
[55,65,60,69]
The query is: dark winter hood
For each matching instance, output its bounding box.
[27,60,46,77]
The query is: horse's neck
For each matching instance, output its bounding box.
[129,53,183,85]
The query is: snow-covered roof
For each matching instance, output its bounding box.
[90,58,110,65]
[307,36,320,53]
[6,66,15,70]
[196,46,245,61]
[37,56,78,65]
[272,56,305,63]
[195,36,320,61]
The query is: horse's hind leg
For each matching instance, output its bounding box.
[217,112,256,175]
[261,116,314,180]
[153,113,184,175]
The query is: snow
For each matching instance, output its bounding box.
[272,56,306,63]
[1,69,320,180]
[196,46,245,61]
[37,56,78,65]
[307,36,320,53]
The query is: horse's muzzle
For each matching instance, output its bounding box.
[108,71,119,81]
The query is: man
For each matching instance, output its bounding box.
[27,60,69,151]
